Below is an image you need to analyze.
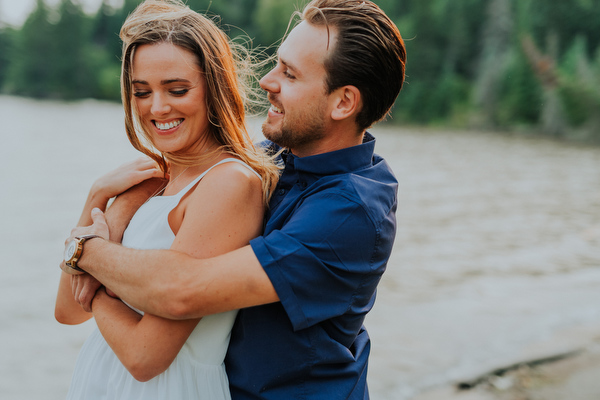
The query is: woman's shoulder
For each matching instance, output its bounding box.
[209,158,261,182]
[194,158,262,198]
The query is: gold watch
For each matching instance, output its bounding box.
[63,234,101,273]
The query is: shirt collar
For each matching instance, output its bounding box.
[282,132,376,176]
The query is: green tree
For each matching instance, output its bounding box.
[394,0,483,123]
[5,0,55,97]
[52,0,95,99]
[89,0,124,100]
[0,27,14,91]
[497,49,542,125]
[92,0,124,52]
[471,0,513,127]
[252,0,303,48]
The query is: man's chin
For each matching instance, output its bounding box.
[261,122,281,143]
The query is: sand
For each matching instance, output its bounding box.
[1,95,599,399]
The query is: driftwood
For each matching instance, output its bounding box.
[456,349,582,390]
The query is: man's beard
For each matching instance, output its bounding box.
[262,107,326,152]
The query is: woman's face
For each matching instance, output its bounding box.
[131,42,210,155]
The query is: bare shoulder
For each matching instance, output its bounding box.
[195,159,262,201]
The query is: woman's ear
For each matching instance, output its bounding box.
[330,85,361,121]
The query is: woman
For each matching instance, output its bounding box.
[54,1,279,399]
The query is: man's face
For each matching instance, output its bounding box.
[259,21,335,157]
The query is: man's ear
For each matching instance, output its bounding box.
[330,85,361,121]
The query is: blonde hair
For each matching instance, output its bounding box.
[120,0,279,204]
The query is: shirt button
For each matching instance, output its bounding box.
[278,188,286,195]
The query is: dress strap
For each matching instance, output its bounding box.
[173,158,261,200]
[216,158,262,180]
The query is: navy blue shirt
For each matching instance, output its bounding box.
[226,133,398,399]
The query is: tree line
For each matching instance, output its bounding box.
[0,0,599,142]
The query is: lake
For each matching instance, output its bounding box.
[0,95,599,399]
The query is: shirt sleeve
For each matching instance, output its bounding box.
[250,191,384,332]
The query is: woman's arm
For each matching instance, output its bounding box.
[90,162,264,381]
[55,158,165,325]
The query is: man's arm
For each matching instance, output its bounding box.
[77,212,278,319]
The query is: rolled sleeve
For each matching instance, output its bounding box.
[250,192,380,331]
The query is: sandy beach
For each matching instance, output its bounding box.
[1,95,599,399]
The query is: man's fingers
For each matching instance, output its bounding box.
[91,207,106,223]
[89,208,110,240]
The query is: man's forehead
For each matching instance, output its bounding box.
[278,21,332,69]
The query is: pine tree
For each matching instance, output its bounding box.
[0,26,13,91]
[4,0,55,97]
[52,0,94,99]
[471,0,513,128]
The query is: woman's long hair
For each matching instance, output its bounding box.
[120,0,279,204]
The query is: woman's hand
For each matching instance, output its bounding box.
[91,157,165,202]
[71,273,103,313]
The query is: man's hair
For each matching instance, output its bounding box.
[301,0,406,131]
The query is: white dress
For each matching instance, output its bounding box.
[66,158,259,400]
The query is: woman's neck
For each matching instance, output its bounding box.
[166,137,221,178]
[168,164,190,179]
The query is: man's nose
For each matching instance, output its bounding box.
[259,68,279,93]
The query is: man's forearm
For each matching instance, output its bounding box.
[78,239,180,317]
[78,240,278,320]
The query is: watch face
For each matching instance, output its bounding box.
[64,241,77,261]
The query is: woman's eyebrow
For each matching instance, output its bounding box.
[131,78,192,85]
[161,78,192,85]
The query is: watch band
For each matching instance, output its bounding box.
[64,234,101,273]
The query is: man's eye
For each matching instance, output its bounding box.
[283,70,295,79]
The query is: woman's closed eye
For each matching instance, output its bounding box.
[133,90,151,98]
[170,88,190,96]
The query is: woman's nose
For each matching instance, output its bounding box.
[151,93,171,116]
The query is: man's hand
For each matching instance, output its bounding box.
[70,207,110,240]
[61,208,110,275]
[71,274,103,312]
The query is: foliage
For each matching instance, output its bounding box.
[0,26,13,86]
[497,49,543,126]
[4,0,56,97]
[0,0,599,141]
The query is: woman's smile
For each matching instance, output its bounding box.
[153,118,184,132]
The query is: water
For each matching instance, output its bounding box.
[1,95,599,399]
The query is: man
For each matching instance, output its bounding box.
[64,0,406,398]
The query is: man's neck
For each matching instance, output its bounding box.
[290,128,365,158]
